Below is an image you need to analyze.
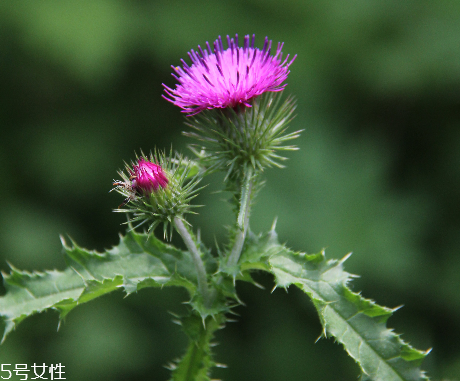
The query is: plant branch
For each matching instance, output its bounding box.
[227,168,253,267]
[174,217,210,306]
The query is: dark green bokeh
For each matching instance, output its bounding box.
[1,1,459,380]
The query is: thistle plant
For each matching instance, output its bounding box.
[0,34,430,381]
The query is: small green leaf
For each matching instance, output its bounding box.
[0,231,200,343]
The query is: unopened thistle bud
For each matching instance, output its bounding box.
[130,158,168,194]
[163,34,301,179]
[112,152,202,240]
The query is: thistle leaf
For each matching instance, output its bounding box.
[0,231,199,343]
[240,229,429,381]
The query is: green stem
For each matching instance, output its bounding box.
[227,168,253,268]
[170,314,223,381]
[174,216,210,307]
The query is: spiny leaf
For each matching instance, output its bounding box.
[270,250,429,381]
[240,229,430,381]
[0,266,85,342]
[65,232,198,293]
[0,231,199,343]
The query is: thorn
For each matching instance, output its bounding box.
[168,311,181,318]
[340,252,352,264]
[5,261,17,271]
[164,362,177,371]
[314,332,324,343]
[271,285,277,293]
[59,235,67,248]
[271,217,278,231]
[235,296,246,306]
[392,305,404,312]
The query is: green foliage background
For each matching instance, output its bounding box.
[0,1,459,380]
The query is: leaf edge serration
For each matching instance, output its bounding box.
[0,231,200,343]
[268,248,430,381]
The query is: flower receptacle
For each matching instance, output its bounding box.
[185,91,301,180]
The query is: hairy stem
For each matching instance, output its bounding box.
[174,217,210,306]
[170,314,224,381]
[227,168,253,267]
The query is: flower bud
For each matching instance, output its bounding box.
[130,158,168,194]
[112,151,202,240]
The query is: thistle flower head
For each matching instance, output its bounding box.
[163,34,296,115]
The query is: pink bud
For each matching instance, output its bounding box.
[130,158,168,194]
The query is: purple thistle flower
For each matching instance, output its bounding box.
[130,158,168,194]
[163,34,296,115]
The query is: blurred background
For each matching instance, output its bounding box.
[0,1,459,380]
